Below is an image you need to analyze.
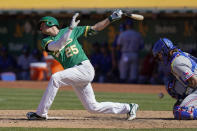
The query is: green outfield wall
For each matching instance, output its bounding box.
[0,13,196,56]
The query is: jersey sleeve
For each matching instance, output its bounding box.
[171,56,194,82]
[72,26,87,38]
[41,37,53,51]
[72,26,98,38]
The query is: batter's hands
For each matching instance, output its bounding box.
[108,9,123,22]
[70,13,80,30]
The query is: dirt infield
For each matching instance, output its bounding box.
[0,110,197,129]
[0,81,196,129]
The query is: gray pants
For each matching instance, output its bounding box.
[180,90,197,107]
[119,52,139,81]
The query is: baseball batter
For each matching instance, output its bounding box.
[26,10,139,121]
[152,38,197,120]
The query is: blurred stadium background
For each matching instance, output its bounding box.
[0,0,196,83]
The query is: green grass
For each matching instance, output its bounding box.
[0,128,196,131]
[0,87,175,110]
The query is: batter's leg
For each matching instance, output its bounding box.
[36,74,61,118]
[73,83,130,114]
[36,68,76,118]
[36,60,94,118]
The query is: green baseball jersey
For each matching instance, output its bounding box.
[41,26,91,69]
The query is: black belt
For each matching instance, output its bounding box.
[77,62,82,66]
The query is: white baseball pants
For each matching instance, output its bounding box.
[36,60,130,118]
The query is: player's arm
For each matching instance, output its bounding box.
[184,53,197,88]
[172,57,197,88]
[91,9,123,31]
[47,29,72,51]
[47,13,80,51]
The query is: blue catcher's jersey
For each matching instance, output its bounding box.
[165,51,197,100]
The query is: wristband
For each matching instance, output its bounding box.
[108,16,113,22]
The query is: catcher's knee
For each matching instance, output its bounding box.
[173,106,197,120]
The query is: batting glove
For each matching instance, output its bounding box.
[69,13,80,30]
[108,9,123,22]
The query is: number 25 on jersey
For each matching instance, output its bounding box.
[65,44,79,58]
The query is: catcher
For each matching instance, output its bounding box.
[152,38,197,120]
[26,10,139,120]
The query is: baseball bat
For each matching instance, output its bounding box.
[123,13,144,21]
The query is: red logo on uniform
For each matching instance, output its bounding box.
[183,72,189,76]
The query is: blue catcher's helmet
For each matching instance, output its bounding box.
[152,38,176,57]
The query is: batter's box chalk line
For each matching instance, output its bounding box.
[47,116,90,120]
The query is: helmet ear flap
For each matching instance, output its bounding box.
[46,21,53,27]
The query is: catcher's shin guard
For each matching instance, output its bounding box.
[173,106,197,120]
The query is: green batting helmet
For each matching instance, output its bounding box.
[39,16,59,28]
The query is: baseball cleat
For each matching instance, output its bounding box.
[127,103,139,120]
[26,112,47,120]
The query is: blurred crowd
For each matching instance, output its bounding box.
[0,18,196,85]
[0,45,44,80]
